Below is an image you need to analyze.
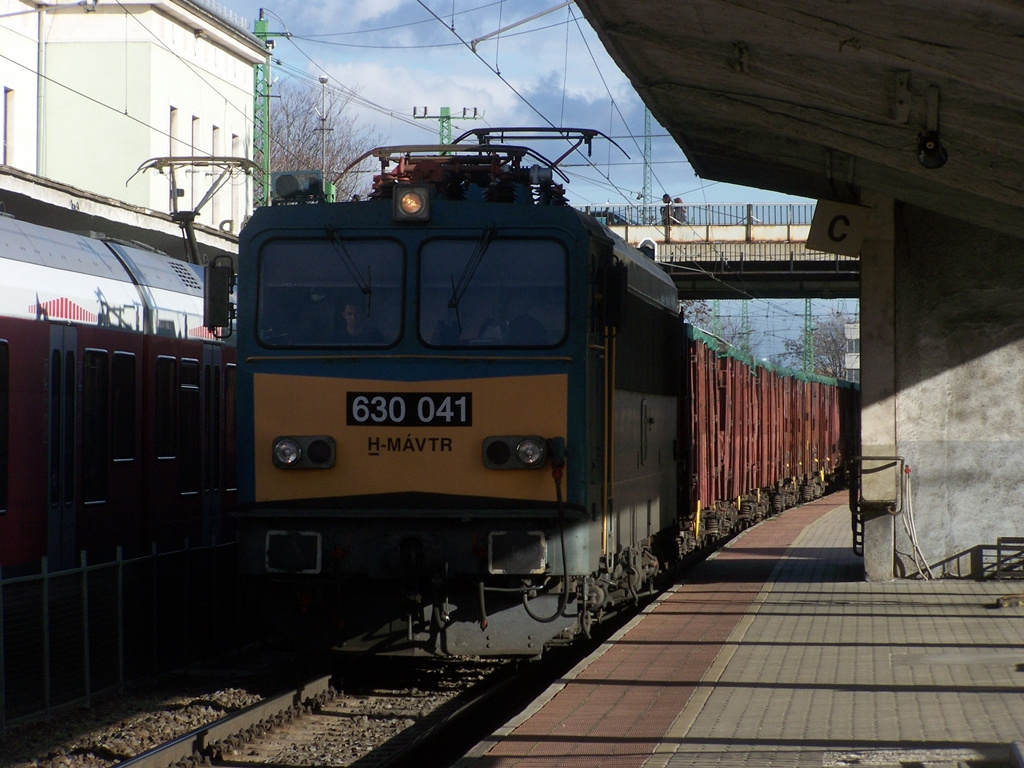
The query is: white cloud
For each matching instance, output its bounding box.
[216,0,808,205]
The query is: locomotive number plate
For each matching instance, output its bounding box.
[347,392,472,427]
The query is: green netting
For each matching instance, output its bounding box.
[684,322,857,389]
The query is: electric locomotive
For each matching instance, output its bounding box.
[233,128,682,656]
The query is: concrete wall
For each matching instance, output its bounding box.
[863,201,1024,579]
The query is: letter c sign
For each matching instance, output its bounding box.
[807,201,871,256]
[828,214,850,242]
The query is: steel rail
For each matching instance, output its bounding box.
[112,675,332,768]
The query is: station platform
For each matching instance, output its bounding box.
[457,493,1024,768]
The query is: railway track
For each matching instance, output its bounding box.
[4,635,612,768]
[5,517,762,768]
[113,676,335,768]
[127,653,587,768]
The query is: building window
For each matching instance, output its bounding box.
[231,132,242,231]
[191,115,200,204]
[2,88,13,166]
[169,106,179,155]
[211,125,221,224]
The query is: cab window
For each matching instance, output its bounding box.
[258,238,404,347]
[419,238,567,348]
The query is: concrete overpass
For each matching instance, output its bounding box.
[579,201,859,298]
[575,1,1024,580]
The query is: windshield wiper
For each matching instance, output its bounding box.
[447,223,497,331]
[327,228,373,311]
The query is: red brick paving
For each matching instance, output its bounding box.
[477,494,843,768]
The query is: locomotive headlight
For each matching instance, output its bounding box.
[393,185,430,222]
[516,438,547,467]
[272,435,337,469]
[483,435,549,469]
[273,438,302,467]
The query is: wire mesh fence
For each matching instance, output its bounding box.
[0,541,240,735]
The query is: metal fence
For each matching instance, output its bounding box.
[0,542,241,735]
[656,241,859,262]
[577,202,816,228]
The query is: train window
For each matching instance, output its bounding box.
[48,347,76,505]
[111,352,136,461]
[224,363,237,492]
[257,238,404,347]
[419,238,567,348]
[179,358,201,495]
[63,349,75,504]
[82,349,109,504]
[155,356,177,459]
[205,362,220,493]
[0,341,7,514]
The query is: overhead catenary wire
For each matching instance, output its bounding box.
[117,0,707,206]
[246,4,857,357]
[259,1,700,205]
[412,0,642,204]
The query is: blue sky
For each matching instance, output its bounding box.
[209,0,810,208]
[206,1,855,359]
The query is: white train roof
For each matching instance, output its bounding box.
[0,214,214,340]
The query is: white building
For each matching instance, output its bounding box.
[0,0,265,254]
[845,321,860,383]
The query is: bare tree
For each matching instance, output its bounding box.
[680,299,712,328]
[777,311,852,377]
[679,301,766,359]
[270,81,382,200]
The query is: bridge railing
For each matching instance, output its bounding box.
[577,202,821,246]
[655,241,859,264]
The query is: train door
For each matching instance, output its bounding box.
[47,325,77,571]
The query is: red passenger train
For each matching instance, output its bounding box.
[0,215,236,574]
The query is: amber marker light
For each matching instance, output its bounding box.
[394,185,431,222]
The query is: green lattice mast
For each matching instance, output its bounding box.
[253,11,289,207]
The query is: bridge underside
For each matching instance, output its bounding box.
[655,240,859,299]
[664,261,858,300]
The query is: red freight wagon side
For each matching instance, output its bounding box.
[679,324,857,550]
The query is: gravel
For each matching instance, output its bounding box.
[2,684,263,768]
[1,656,504,768]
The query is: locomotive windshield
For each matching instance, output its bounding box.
[419,238,567,348]
[257,238,403,347]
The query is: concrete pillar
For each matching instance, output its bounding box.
[858,195,897,580]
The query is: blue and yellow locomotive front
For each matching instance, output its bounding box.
[234,179,622,655]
